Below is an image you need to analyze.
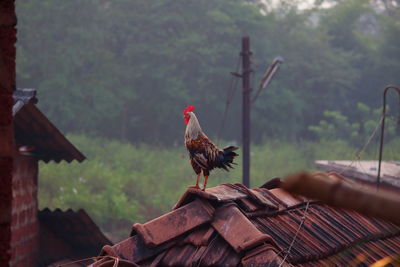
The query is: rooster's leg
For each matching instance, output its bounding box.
[189,173,201,189]
[195,173,201,189]
[202,176,209,191]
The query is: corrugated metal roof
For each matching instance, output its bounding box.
[93,179,400,266]
[13,89,85,163]
[38,208,112,266]
[315,160,400,189]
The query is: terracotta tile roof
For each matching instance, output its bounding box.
[93,180,400,266]
[13,89,85,163]
[38,208,112,266]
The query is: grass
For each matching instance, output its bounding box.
[38,134,400,241]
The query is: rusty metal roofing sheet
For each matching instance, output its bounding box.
[93,178,400,267]
[38,208,112,266]
[13,89,85,163]
[316,160,400,189]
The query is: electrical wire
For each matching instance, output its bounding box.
[217,55,241,140]
[337,115,384,176]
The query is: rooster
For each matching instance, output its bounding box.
[183,105,238,191]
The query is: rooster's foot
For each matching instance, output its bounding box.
[189,185,201,190]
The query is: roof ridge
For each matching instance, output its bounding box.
[13,88,37,115]
[172,184,248,209]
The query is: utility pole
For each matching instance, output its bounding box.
[241,37,251,188]
[238,37,283,188]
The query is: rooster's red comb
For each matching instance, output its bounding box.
[183,105,195,115]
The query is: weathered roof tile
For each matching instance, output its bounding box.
[193,236,240,267]
[173,184,247,209]
[211,203,274,253]
[99,234,175,264]
[269,188,303,207]
[232,183,279,210]
[236,197,261,212]
[132,198,214,247]
[94,176,400,267]
[178,225,214,246]
[242,244,287,267]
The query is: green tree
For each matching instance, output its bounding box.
[308,102,396,146]
[16,0,400,144]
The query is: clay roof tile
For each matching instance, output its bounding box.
[173,184,247,209]
[132,198,214,247]
[94,179,400,267]
[211,203,275,253]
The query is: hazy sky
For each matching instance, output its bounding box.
[266,0,335,10]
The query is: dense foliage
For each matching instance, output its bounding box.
[16,0,400,145]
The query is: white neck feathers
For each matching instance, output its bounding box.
[185,112,203,139]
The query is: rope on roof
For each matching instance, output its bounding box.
[278,201,310,267]
[58,255,140,267]
[337,115,384,177]
[267,201,311,267]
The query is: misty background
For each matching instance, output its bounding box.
[16,0,400,241]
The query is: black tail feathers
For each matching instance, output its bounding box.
[218,146,239,171]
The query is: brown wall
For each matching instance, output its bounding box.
[10,155,38,267]
[0,0,17,266]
